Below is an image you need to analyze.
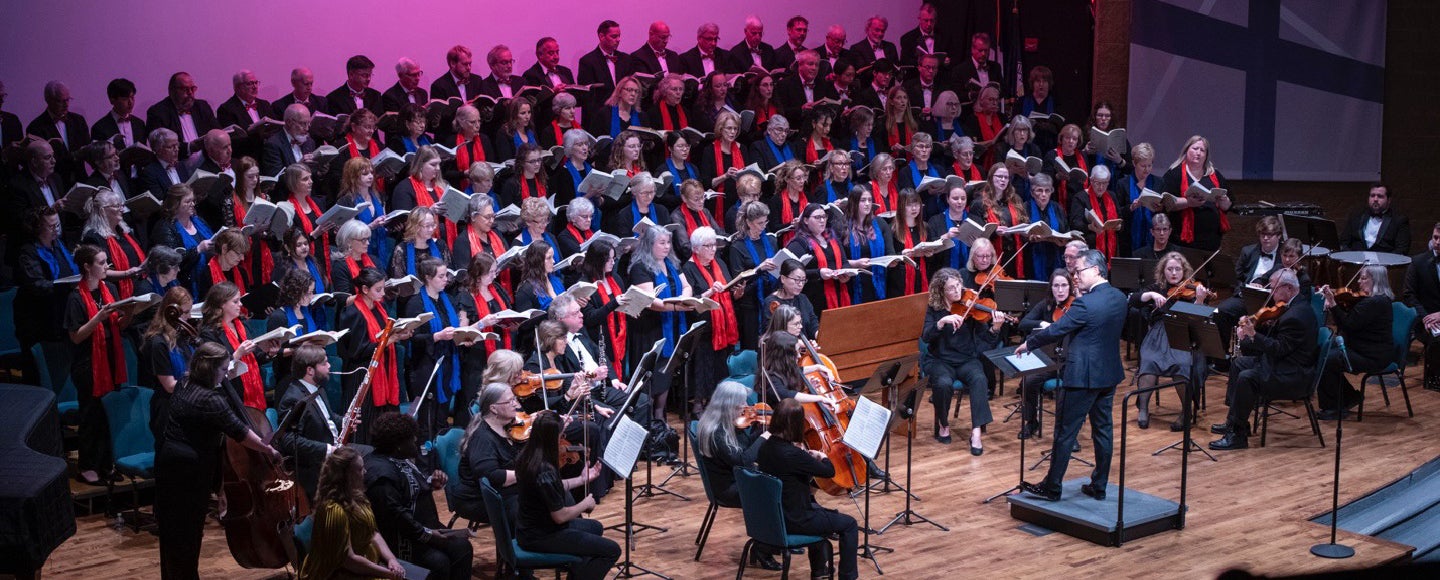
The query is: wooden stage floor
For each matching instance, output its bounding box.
[42,367,1440,579]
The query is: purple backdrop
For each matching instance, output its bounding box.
[0,0,913,123]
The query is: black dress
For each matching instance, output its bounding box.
[681,258,738,402]
[626,260,688,399]
[156,378,250,580]
[336,299,402,444]
[451,424,519,523]
[726,232,780,350]
[402,289,466,440]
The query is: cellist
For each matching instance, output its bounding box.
[756,398,859,580]
[922,268,1005,454]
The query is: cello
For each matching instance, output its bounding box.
[796,332,866,496]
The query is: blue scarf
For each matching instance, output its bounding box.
[284,305,320,334]
[177,217,214,293]
[519,230,561,263]
[564,160,600,230]
[848,226,887,303]
[1027,199,1063,280]
[742,233,776,329]
[629,200,653,231]
[1021,95,1054,116]
[168,343,192,382]
[404,242,442,276]
[655,261,684,357]
[463,184,501,212]
[765,136,793,164]
[512,129,538,152]
[353,191,390,258]
[909,162,938,191]
[420,289,462,404]
[610,106,640,138]
[35,241,76,279]
[148,274,178,294]
[402,135,432,153]
[530,275,565,310]
[1128,174,1156,251]
[849,136,876,170]
[943,211,970,269]
[935,119,960,142]
[664,158,697,199]
[304,257,326,294]
[822,180,851,204]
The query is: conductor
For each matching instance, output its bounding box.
[1014,250,1126,501]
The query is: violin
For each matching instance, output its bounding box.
[560,439,584,467]
[1165,281,1213,304]
[508,411,535,442]
[1329,287,1364,310]
[735,403,774,429]
[512,368,589,398]
[972,265,1013,290]
[1052,296,1074,322]
[950,287,1014,325]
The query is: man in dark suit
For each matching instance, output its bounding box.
[678,23,730,79]
[217,70,273,128]
[0,80,21,149]
[477,45,524,100]
[1016,250,1127,501]
[431,45,485,103]
[818,25,851,75]
[729,16,778,73]
[1339,183,1411,256]
[904,53,944,114]
[848,16,900,69]
[273,67,327,115]
[1211,216,1284,346]
[774,50,837,124]
[953,32,1005,101]
[521,37,577,90]
[276,346,342,498]
[383,57,429,113]
[1404,224,1440,390]
[578,20,638,106]
[26,81,90,181]
[90,78,148,149]
[1210,270,1318,450]
[136,128,192,197]
[632,21,682,76]
[774,16,810,71]
[262,104,318,178]
[547,295,652,430]
[325,55,383,116]
[145,72,217,148]
[900,2,947,72]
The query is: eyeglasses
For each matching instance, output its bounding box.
[785,275,807,283]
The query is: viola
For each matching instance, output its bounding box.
[560,439,585,467]
[735,403,774,429]
[950,287,1013,325]
[508,412,535,442]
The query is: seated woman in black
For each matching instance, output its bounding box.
[695,380,780,571]
[452,384,523,524]
[922,269,1003,453]
[515,411,619,580]
[1016,269,1073,440]
[761,261,820,341]
[363,412,473,580]
[1317,264,1395,420]
[756,398,859,580]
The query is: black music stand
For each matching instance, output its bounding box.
[993,280,1050,313]
[838,396,895,574]
[878,359,949,533]
[1282,214,1341,250]
[1109,258,1159,292]
[1239,284,1274,314]
[856,357,919,499]
[613,339,687,511]
[1175,246,1237,290]
[981,345,1062,503]
[1152,310,1224,461]
[603,415,670,580]
[658,321,708,486]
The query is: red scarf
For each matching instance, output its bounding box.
[469,285,513,355]
[223,318,266,409]
[678,205,713,236]
[977,112,1002,166]
[711,140,744,218]
[550,121,567,145]
[566,224,592,246]
[887,121,914,155]
[658,103,688,131]
[1005,203,1026,276]
[899,224,928,294]
[952,162,982,182]
[454,135,486,189]
[1178,165,1229,244]
[409,176,457,248]
[870,180,898,214]
[693,259,738,349]
[805,136,832,164]
[344,253,376,282]
[232,194,274,284]
[291,195,332,281]
[105,233,146,299]
[594,275,627,376]
[209,258,247,295]
[467,225,510,290]
[354,298,400,407]
[1054,148,1088,208]
[347,136,384,192]
[78,282,124,396]
[809,236,851,309]
[1086,185,1119,261]
[519,176,547,200]
[779,190,807,245]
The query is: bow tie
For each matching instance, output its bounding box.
[292,138,304,147]
[871,43,881,51]
[350,89,364,98]
[803,83,814,90]
[701,52,713,60]
[244,102,257,110]
[604,53,617,62]
[750,47,762,55]
[922,34,933,40]
[546,68,558,76]
[219,163,232,171]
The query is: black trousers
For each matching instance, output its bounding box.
[560,419,613,501]
[789,508,859,580]
[518,518,621,580]
[407,533,474,580]
[73,371,113,474]
[923,358,992,429]
[1224,356,1309,433]
[1041,386,1115,494]
[1318,348,1384,411]
[1019,370,1058,426]
[154,442,214,580]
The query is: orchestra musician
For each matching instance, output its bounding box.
[1132,213,1176,261]
[1317,265,1395,420]
[363,413,473,580]
[922,268,1003,452]
[548,294,652,433]
[696,380,782,570]
[514,411,618,580]
[755,398,859,580]
[274,344,341,499]
[1338,183,1410,255]
[1403,223,1440,390]
[521,320,615,489]
[451,383,523,525]
[1016,269,1074,439]
[1210,269,1317,451]
[1129,252,1212,431]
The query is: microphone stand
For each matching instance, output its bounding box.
[1312,332,1354,559]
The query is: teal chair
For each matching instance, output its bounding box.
[32,343,78,423]
[1259,327,1329,448]
[688,421,731,561]
[479,478,579,578]
[433,428,481,529]
[1310,292,1325,326]
[265,408,279,431]
[122,337,140,388]
[1358,302,1417,421]
[101,386,157,530]
[0,288,19,356]
[727,350,758,391]
[734,467,828,579]
[292,515,314,564]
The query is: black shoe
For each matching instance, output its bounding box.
[1169,420,1189,432]
[1020,481,1060,501]
[1210,423,1231,435]
[866,463,888,480]
[748,552,782,571]
[1317,409,1345,421]
[1018,422,1037,440]
[1071,441,1082,453]
[970,445,983,456]
[1080,483,1106,501]
[1208,433,1249,450]
[1138,415,1150,430]
[935,434,952,444]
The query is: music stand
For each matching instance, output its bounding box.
[659,321,708,485]
[839,396,895,574]
[1175,246,1238,290]
[603,415,670,580]
[993,280,1051,313]
[981,345,1061,503]
[877,358,948,533]
[855,357,918,499]
[614,339,687,507]
[1282,214,1341,250]
[1152,312,1224,461]
[1239,285,1274,314]
[1109,258,1158,292]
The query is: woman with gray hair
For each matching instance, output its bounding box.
[134,245,183,297]
[750,113,796,170]
[932,90,964,143]
[540,92,580,149]
[1317,264,1395,420]
[80,187,147,298]
[450,383,524,524]
[626,223,696,424]
[726,201,780,350]
[330,218,377,295]
[602,170,670,237]
[551,128,602,230]
[681,226,743,404]
[946,134,983,184]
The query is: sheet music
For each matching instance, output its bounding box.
[841,396,891,461]
[1006,353,1046,373]
[602,414,649,479]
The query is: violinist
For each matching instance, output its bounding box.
[695,381,782,570]
[363,413,473,580]
[452,383,523,525]
[515,411,618,580]
[763,262,821,341]
[337,267,414,445]
[1130,252,1211,431]
[961,238,1007,300]
[923,268,1003,453]
[1210,270,1318,451]
[1317,265,1395,420]
[1016,269,1073,440]
[755,398,859,580]
[156,342,282,580]
[1253,238,1314,294]
[1215,217,1287,345]
[523,320,615,489]
[275,345,342,499]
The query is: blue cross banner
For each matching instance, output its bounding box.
[1127,0,1385,181]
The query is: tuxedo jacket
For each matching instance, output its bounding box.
[217,95,275,128]
[774,43,806,71]
[276,379,341,497]
[952,58,1005,99]
[323,84,383,116]
[273,93,328,116]
[903,77,944,111]
[728,41,778,73]
[0,111,21,148]
[26,112,91,153]
[261,130,319,178]
[476,74,525,100]
[1404,251,1440,321]
[82,170,135,199]
[773,76,838,124]
[520,63,576,89]
[1237,296,1318,388]
[430,74,485,103]
[1340,208,1411,256]
[1233,243,1279,285]
[90,113,149,148]
[145,98,218,140]
[631,45,683,76]
[578,47,639,98]
[847,39,900,69]
[381,82,429,113]
[678,47,733,79]
[899,28,946,69]
[137,159,194,197]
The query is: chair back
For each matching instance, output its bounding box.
[734,467,790,547]
[1391,302,1417,367]
[101,386,155,463]
[0,288,19,355]
[727,350,758,389]
[435,427,466,502]
[122,337,140,388]
[292,514,314,563]
[689,421,720,503]
[480,478,519,565]
[31,342,77,408]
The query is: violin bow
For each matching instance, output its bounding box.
[959,241,1028,323]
